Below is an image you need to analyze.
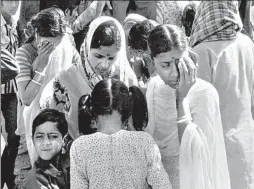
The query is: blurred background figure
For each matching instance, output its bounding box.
[190,1,254,188]
[1,1,21,188]
[182,2,198,38]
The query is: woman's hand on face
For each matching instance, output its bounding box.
[36,41,55,72]
[177,56,197,99]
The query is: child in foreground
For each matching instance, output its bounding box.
[23,109,72,189]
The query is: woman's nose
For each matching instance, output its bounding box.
[99,59,109,69]
[171,63,179,77]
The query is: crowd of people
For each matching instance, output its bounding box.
[1,0,254,189]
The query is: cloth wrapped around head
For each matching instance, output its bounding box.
[80,16,138,89]
[189,1,243,47]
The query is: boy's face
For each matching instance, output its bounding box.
[0,1,20,16]
[33,121,64,161]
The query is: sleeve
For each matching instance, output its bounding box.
[15,47,33,83]
[145,134,172,189]
[179,84,231,189]
[192,44,213,83]
[1,47,20,83]
[70,141,89,189]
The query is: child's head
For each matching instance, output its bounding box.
[78,79,148,135]
[0,0,20,16]
[32,109,68,161]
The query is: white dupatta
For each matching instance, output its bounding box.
[146,77,231,189]
[23,34,76,165]
[81,16,138,89]
[38,16,137,142]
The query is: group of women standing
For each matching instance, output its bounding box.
[10,0,254,189]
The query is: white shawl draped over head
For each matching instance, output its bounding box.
[146,77,231,189]
[23,34,76,165]
[81,16,138,89]
[37,16,137,143]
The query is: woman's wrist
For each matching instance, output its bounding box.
[177,97,191,119]
[32,71,45,86]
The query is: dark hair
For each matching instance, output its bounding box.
[148,24,188,57]
[32,7,66,38]
[128,20,155,51]
[25,7,67,44]
[182,3,197,37]
[78,79,148,135]
[32,109,68,137]
[90,20,121,49]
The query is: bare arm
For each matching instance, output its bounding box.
[17,42,55,106]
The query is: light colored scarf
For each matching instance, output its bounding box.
[23,34,76,165]
[80,16,138,89]
[189,1,243,47]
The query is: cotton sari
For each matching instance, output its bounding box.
[23,34,80,165]
[146,76,231,189]
[39,16,137,141]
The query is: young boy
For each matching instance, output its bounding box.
[23,109,72,189]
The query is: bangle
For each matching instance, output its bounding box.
[177,115,192,121]
[34,70,45,76]
[33,71,45,85]
[31,79,42,86]
[177,115,192,124]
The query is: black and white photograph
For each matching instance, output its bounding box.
[1,0,254,188]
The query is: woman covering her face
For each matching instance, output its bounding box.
[39,16,138,141]
[16,7,81,166]
[146,24,231,189]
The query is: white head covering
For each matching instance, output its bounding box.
[80,16,137,89]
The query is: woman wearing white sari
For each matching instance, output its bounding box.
[39,16,137,142]
[17,7,81,166]
[146,24,231,189]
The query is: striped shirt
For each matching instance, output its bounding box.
[15,44,38,84]
[16,40,81,84]
[1,15,19,94]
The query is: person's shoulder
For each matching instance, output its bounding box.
[71,134,99,150]
[16,44,34,56]
[125,131,154,142]
[190,78,219,101]
[236,33,254,47]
